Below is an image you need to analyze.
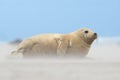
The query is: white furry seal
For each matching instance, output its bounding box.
[11,28,97,57]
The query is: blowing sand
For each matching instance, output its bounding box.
[0,38,120,80]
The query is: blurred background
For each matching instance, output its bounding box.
[0,0,120,42]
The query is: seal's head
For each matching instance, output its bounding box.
[75,28,97,45]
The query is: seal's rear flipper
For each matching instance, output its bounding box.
[9,48,25,58]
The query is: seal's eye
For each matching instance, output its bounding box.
[84,30,88,34]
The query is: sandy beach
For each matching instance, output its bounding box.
[0,38,120,80]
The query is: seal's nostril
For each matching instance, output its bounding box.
[94,33,97,36]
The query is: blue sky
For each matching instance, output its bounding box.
[0,0,120,41]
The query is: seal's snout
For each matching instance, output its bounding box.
[93,33,97,39]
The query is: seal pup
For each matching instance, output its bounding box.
[11,28,97,57]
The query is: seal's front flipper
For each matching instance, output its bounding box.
[56,38,72,56]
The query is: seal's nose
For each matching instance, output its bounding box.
[94,33,97,36]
